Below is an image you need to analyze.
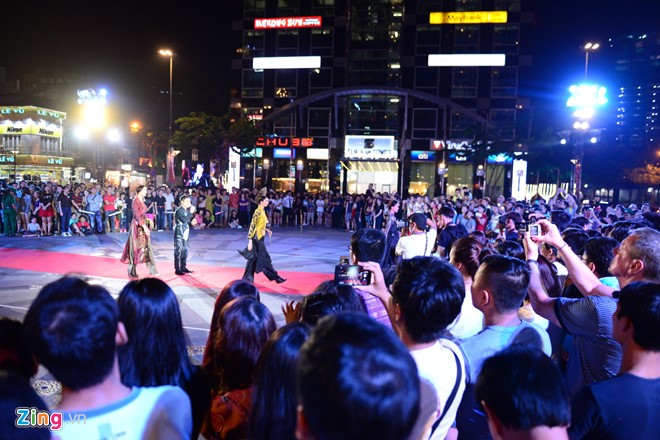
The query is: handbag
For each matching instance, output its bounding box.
[238,246,255,260]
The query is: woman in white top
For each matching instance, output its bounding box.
[447,236,485,340]
[315,195,325,226]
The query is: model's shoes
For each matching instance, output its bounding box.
[275,276,287,284]
[128,266,138,279]
[175,270,186,276]
[182,268,194,274]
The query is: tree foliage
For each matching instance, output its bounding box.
[169,112,261,179]
[624,163,660,186]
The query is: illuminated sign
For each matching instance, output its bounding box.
[3,154,74,167]
[254,16,322,29]
[306,148,329,160]
[487,153,513,164]
[253,56,321,70]
[345,135,398,160]
[0,106,66,123]
[256,137,314,147]
[274,148,296,159]
[428,54,506,67]
[411,150,437,162]
[430,139,474,151]
[448,153,469,162]
[429,11,508,24]
[0,122,62,138]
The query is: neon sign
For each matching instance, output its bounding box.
[256,137,314,147]
[254,16,322,29]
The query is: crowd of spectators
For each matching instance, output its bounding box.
[1,177,660,439]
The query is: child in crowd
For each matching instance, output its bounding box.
[77,215,94,236]
[193,209,206,229]
[229,209,240,228]
[69,213,84,236]
[23,218,42,237]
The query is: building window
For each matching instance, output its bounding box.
[452,68,478,98]
[413,108,437,139]
[455,0,482,11]
[495,0,521,12]
[346,95,399,135]
[244,0,266,19]
[278,0,299,14]
[273,114,295,137]
[454,25,480,53]
[490,109,516,140]
[414,67,439,92]
[312,0,335,16]
[242,69,264,98]
[491,67,518,98]
[275,70,297,98]
[308,108,331,138]
[416,25,442,56]
[243,30,265,59]
[451,110,477,138]
[309,68,333,91]
[277,29,299,57]
[493,25,519,55]
[311,28,333,56]
[417,0,439,14]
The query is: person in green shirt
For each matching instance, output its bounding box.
[2,188,18,237]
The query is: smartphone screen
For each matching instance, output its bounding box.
[339,256,350,265]
[334,264,372,287]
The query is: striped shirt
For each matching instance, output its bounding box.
[555,296,622,397]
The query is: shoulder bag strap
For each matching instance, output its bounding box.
[429,346,463,437]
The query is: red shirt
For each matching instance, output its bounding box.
[103,194,116,211]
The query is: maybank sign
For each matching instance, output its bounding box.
[0,122,62,138]
[429,11,508,24]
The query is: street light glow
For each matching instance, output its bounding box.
[107,128,121,143]
[158,49,173,57]
[566,84,608,109]
[584,42,600,50]
[590,136,598,143]
[560,139,567,145]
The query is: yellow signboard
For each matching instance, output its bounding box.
[429,11,508,24]
[0,122,62,138]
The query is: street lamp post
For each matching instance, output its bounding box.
[158,49,175,183]
[583,42,599,80]
[158,49,174,139]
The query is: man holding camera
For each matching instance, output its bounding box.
[396,213,437,259]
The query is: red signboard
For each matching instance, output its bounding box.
[256,137,314,147]
[254,16,322,29]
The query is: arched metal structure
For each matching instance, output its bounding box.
[260,85,493,131]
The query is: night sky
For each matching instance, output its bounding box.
[1,1,657,132]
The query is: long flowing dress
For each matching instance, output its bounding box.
[121,196,157,276]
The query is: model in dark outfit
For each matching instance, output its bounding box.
[242,196,286,284]
[174,195,196,275]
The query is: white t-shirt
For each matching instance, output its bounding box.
[316,199,325,213]
[164,193,175,211]
[409,340,466,440]
[447,283,484,340]
[395,229,437,259]
[56,386,192,440]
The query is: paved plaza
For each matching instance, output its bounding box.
[0,225,349,404]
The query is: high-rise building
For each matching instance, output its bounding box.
[608,32,659,163]
[229,0,533,198]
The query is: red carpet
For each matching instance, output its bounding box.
[0,248,331,296]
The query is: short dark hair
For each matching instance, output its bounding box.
[23,277,119,391]
[561,228,590,256]
[582,236,618,278]
[478,255,530,312]
[301,292,344,325]
[616,282,660,350]
[439,206,457,219]
[311,280,367,314]
[475,345,570,431]
[496,240,524,259]
[550,210,573,231]
[350,228,386,262]
[391,257,464,343]
[297,313,420,440]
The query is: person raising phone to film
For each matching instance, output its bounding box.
[395,213,437,259]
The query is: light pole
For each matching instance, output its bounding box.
[583,42,599,80]
[158,49,176,183]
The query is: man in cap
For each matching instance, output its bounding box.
[395,213,437,259]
